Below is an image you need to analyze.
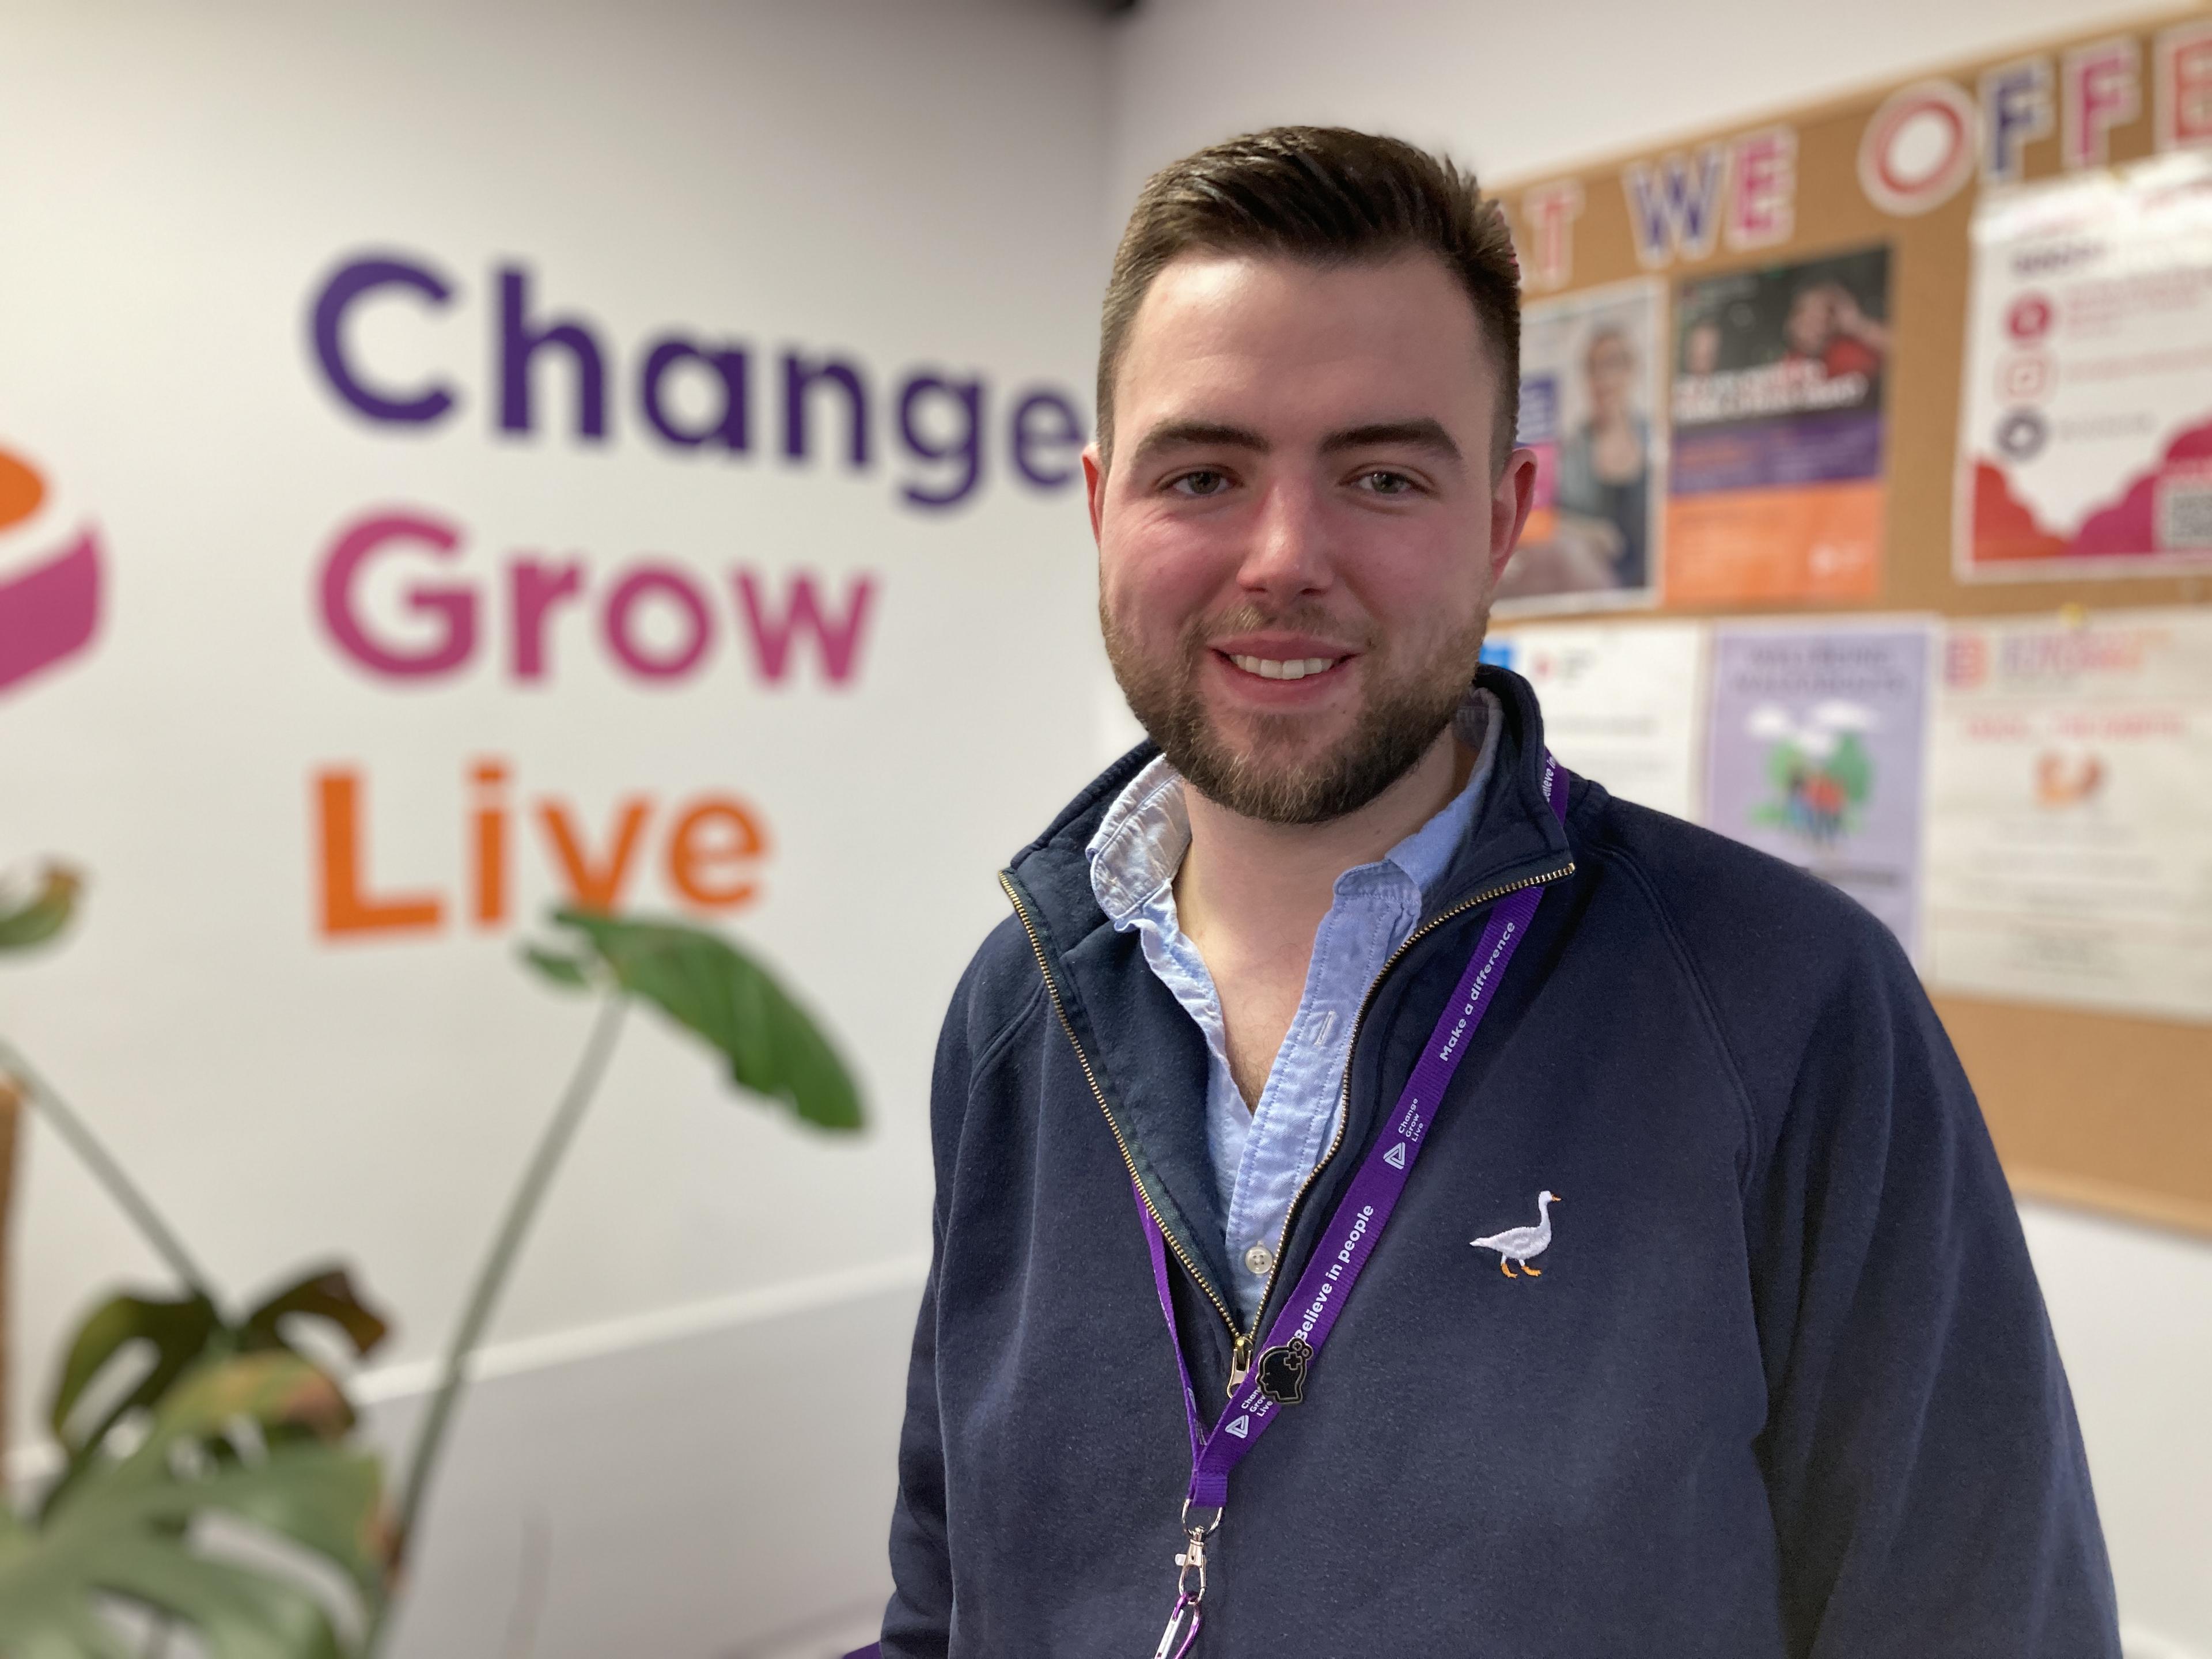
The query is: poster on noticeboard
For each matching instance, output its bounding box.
[1926,608,2212,1022]
[1483,620,1705,820]
[1958,151,2212,581]
[1498,278,1665,614]
[1703,621,1932,959]
[1666,246,1892,605]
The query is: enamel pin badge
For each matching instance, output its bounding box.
[1253,1335,1313,1404]
[1471,1190,1560,1278]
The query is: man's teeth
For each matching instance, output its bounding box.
[1229,654,1339,681]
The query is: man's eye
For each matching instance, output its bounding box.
[1170,470,1231,497]
[1358,470,1417,496]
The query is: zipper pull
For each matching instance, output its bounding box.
[1226,1335,1253,1394]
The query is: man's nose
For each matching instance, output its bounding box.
[1236,479,1334,597]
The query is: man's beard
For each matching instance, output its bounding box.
[1102,598,1488,825]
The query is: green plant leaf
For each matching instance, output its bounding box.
[1,1354,385,1659]
[518,944,592,990]
[48,1291,224,1456]
[238,1267,391,1366]
[547,908,863,1132]
[0,865,82,953]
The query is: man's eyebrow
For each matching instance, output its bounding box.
[1320,419,1463,461]
[1127,419,1271,467]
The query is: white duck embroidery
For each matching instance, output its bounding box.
[1471,1190,1560,1278]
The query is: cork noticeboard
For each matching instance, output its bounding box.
[1491,6,2212,1237]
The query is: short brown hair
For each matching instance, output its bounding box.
[1097,126,1521,471]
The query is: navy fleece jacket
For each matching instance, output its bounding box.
[881,666,2117,1657]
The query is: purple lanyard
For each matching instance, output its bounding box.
[1136,754,1567,1658]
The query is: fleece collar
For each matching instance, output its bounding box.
[998,664,1571,1336]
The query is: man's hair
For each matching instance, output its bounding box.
[1097,126,1521,472]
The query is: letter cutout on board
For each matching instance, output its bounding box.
[1623,146,1727,266]
[1983,59,2055,184]
[1519,180,1584,291]
[2065,38,2142,170]
[1725,127,1796,249]
[2156,20,2212,152]
[1858,79,1979,215]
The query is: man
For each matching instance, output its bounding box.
[1781,279,1891,382]
[880,128,2115,1656]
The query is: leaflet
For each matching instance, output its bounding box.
[1499,279,1665,613]
[1959,152,2212,581]
[1926,608,2212,1021]
[1668,247,1892,603]
[1703,622,1932,956]
[1484,621,1705,820]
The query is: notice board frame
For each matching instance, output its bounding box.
[1490,4,2212,1237]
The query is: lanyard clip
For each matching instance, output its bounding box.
[1175,1499,1221,1603]
[1174,1529,1207,1601]
[1154,1508,1218,1659]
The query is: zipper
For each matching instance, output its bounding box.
[1001,855,1573,1398]
[1240,859,1575,1364]
[999,872,1243,1351]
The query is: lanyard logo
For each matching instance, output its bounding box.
[1471,1190,1562,1279]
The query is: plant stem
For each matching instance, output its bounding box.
[0,1038,219,1304]
[365,991,626,1656]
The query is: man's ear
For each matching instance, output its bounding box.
[1487,446,1540,585]
[1082,443,1107,547]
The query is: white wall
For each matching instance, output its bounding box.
[1,2,1111,1652]
[1105,2,2212,1652]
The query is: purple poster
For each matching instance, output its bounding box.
[1703,623,1932,957]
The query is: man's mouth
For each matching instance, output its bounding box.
[1224,653,1345,682]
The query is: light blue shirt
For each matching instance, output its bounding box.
[1085,691,1502,1327]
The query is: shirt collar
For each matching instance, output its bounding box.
[1085,687,1502,928]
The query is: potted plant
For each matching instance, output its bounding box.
[0,863,863,1656]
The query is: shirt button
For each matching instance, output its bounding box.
[1243,1243,1274,1275]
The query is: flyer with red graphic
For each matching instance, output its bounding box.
[1959,151,2212,579]
[1927,609,2212,1022]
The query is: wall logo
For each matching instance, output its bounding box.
[0,445,102,698]
[297,245,1093,945]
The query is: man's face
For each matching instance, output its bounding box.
[1085,251,1535,825]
